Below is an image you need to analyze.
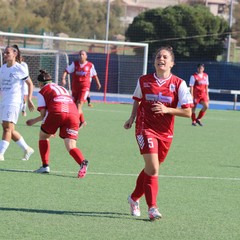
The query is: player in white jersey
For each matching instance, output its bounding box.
[21,61,29,117]
[0,45,35,161]
[124,46,193,221]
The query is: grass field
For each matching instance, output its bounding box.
[0,102,239,240]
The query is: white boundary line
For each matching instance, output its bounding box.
[1,168,240,181]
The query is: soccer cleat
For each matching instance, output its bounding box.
[88,103,93,107]
[78,160,89,178]
[192,122,197,126]
[35,166,50,173]
[196,119,203,126]
[22,147,34,161]
[148,207,162,221]
[128,195,141,217]
[0,154,5,161]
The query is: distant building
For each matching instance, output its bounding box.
[92,0,231,25]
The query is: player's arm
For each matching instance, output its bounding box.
[206,75,209,100]
[152,103,191,118]
[206,84,209,100]
[25,77,35,112]
[124,100,140,129]
[61,70,68,86]
[26,108,46,126]
[62,62,75,86]
[189,75,195,97]
[93,75,101,90]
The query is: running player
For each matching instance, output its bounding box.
[189,63,209,126]
[124,46,193,221]
[62,50,101,127]
[0,45,35,161]
[26,70,88,178]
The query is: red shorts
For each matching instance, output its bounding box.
[72,81,90,103]
[41,112,79,139]
[72,89,90,103]
[194,95,208,105]
[135,134,172,163]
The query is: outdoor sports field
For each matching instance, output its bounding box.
[0,102,239,240]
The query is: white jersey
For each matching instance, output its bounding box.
[0,62,29,106]
[21,62,29,96]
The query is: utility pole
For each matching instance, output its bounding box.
[227,0,233,62]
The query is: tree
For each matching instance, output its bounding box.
[0,0,124,40]
[232,1,240,46]
[126,4,229,61]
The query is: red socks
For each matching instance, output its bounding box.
[69,148,85,165]
[144,173,158,209]
[191,113,196,122]
[131,170,159,209]
[131,169,145,201]
[39,140,50,166]
[197,110,206,120]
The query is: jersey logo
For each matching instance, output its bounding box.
[75,71,87,76]
[145,93,172,103]
[169,84,176,92]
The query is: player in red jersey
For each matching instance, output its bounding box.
[189,63,209,126]
[62,50,101,127]
[124,46,193,221]
[26,70,88,178]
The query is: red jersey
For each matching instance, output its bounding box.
[37,83,78,115]
[133,73,193,142]
[189,72,209,99]
[66,61,97,90]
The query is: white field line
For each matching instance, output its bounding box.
[2,168,240,181]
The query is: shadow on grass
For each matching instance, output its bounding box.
[0,206,142,220]
[0,168,77,179]
[220,165,240,168]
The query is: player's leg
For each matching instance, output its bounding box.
[191,103,197,126]
[61,115,88,178]
[36,130,51,173]
[143,139,171,221]
[196,99,209,126]
[35,114,59,173]
[0,121,13,160]
[87,93,93,107]
[77,89,89,128]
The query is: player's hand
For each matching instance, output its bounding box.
[26,119,34,126]
[124,117,135,129]
[28,100,35,112]
[151,102,168,115]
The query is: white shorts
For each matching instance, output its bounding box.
[0,104,21,124]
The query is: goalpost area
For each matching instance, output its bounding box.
[1,32,240,110]
[0,32,148,104]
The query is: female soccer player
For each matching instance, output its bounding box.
[0,45,35,161]
[189,63,209,126]
[62,50,101,127]
[124,46,193,221]
[26,70,88,178]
